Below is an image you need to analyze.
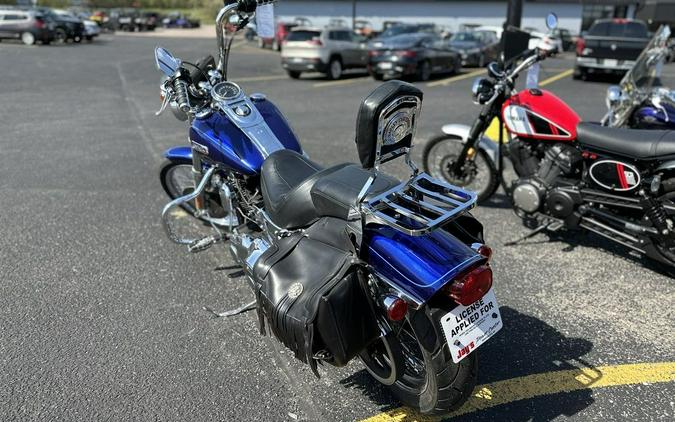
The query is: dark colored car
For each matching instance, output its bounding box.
[369,23,437,49]
[0,9,53,45]
[32,7,84,42]
[575,19,650,79]
[162,12,200,29]
[448,30,500,67]
[368,33,460,81]
[551,28,575,51]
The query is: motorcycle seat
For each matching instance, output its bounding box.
[576,122,675,160]
[260,149,398,229]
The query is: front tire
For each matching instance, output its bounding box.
[423,135,499,203]
[360,305,477,414]
[159,160,198,215]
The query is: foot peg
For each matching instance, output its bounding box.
[188,234,224,253]
[204,300,257,318]
[504,221,561,246]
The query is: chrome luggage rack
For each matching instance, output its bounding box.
[362,172,477,236]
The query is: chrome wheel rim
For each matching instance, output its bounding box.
[165,164,197,213]
[22,32,35,45]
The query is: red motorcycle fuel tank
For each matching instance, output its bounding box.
[502,88,580,142]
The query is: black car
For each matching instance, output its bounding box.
[551,28,575,51]
[368,33,460,81]
[448,30,500,67]
[368,23,437,48]
[33,7,84,43]
[0,9,53,45]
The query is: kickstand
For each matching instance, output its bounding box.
[504,221,561,246]
[203,300,257,318]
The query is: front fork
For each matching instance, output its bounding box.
[191,149,206,212]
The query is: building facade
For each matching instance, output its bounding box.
[274,0,667,34]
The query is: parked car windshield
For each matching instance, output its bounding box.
[588,21,648,38]
[450,32,479,42]
[286,30,321,42]
[379,25,419,38]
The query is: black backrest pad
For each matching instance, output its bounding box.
[355,80,423,169]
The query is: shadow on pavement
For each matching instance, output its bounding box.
[340,306,595,421]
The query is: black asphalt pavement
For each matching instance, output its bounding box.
[1,33,674,421]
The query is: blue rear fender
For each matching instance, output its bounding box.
[363,225,484,305]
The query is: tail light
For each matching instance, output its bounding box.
[477,245,493,261]
[448,265,493,306]
[395,50,417,58]
[34,18,45,29]
[382,295,408,321]
[575,38,585,56]
[368,50,381,57]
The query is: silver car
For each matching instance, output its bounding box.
[281,26,369,79]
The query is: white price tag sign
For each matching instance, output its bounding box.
[255,4,275,39]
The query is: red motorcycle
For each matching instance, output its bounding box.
[422,45,675,267]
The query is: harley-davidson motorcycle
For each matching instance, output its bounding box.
[602,25,675,130]
[421,15,675,267]
[155,0,503,414]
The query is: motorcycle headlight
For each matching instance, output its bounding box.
[471,77,494,105]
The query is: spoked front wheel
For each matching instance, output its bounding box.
[423,135,498,203]
[360,305,477,415]
[159,160,198,215]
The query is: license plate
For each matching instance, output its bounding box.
[440,289,503,363]
[292,57,304,63]
[603,59,618,67]
[378,62,393,70]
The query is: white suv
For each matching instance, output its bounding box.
[281,27,369,79]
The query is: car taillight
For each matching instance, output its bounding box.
[34,18,45,29]
[448,265,493,306]
[368,50,381,57]
[576,38,585,56]
[395,50,417,58]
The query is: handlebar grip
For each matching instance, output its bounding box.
[173,79,190,113]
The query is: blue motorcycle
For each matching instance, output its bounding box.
[156,0,502,414]
[602,25,674,129]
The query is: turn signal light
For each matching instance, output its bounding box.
[382,296,408,321]
[575,38,585,56]
[477,245,493,261]
[449,265,493,306]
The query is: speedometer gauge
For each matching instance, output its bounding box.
[212,81,241,101]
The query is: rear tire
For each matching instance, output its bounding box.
[573,66,587,80]
[54,28,67,44]
[372,72,384,81]
[423,134,499,204]
[417,60,431,81]
[287,70,301,79]
[360,305,477,414]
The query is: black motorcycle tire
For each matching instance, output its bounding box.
[422,134,499,204]
[360,305,477,415]
[651,178,675,265]
[159,160,198,216]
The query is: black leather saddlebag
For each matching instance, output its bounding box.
[252,228,379,375]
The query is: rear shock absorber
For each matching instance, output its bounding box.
[644,196,670,236]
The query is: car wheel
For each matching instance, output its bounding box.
[287,71,301,79]
[73,35,82,43]
[373,72,384,81]
[327,57,343,80]
[417,60,431,81]
[573,66,587,81]
[21,32,36,45]
[54,28,67,44]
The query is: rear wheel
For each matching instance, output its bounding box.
[21,32,35,45]
[54,28,67,44]
[287,70,301,79]
[573,66,587,80]
[650,185,675,266]
[327,57,343,80]
[360,305,477,414]
[423,135,499,203]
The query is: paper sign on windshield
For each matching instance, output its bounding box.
[256,4,275,39]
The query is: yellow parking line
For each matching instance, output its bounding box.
[426,69,486,88]
[539,68,574,87]
[360,361,675,422]
[313,77,371,88]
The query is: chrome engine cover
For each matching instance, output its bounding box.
[512,180,543,214]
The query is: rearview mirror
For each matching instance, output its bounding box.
[606,85,622,108]
[155,46,181,77]
[546,13,558,30]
